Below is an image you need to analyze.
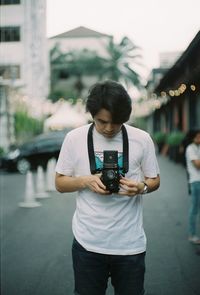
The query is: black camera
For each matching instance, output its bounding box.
[101,150,120,193]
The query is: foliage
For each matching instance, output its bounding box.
[166,131,185,146]
[15,111,44,143]
[48,89,65,102]
[102,37,143,87]
[48,88,77,103]
[0,146,5,157]
[49,37,143,102]
[153,132,167,144]
[132,117,147,130]
[49,46,106,101]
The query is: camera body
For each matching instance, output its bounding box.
[101,150,121,193]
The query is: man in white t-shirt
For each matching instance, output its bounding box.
[185,130,200,245]
[55,80,160,295]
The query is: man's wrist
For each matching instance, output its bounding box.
[140,181,149,194]
[78,176,87,189]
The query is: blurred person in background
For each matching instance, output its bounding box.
[185,129,200,244]
[55,80,160,295]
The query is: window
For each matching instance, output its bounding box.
[0,26,20,42]
[0,0,20,5]
[0,65,20,79]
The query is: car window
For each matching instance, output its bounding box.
[21,142,36,151]
[19,132,66,153]
[35,138,63,150]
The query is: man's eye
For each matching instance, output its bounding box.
[98,120,106,124]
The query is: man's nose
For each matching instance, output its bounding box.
[105,123,114,131]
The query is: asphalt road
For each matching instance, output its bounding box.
[1,156,200,295]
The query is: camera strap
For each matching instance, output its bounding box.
[87,123,97,174]
[87,123,129,175]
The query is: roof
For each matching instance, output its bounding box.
[50,26,112,39]
[154,30,200,93]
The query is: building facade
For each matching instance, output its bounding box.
[48,26,112,59]
[153,31,200,133]
[48,26,112,100]
[143,31,200,164]
[0,0,49,150]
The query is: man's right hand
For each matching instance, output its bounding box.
[81,174,110,194]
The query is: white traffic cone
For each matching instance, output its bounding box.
[35,166,50,198]
[46,158,56,192]
[19,171,41,208]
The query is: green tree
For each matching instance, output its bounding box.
[15,111,43,144]
[49,47,106,102]
[49,44,71,101]
[102,36,142,87]
[49,37,143,102]
[59,49,106,96]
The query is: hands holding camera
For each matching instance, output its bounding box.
[118,176,145,196]
[83,174,146,196]
[82,174,111,195]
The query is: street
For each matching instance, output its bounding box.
[1,155,200,295]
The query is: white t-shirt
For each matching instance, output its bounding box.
[56,124,160,255]
[186,143,200,183]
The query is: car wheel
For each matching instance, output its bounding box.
[17,158,31,174]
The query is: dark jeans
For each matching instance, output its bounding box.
[72,238,145,295]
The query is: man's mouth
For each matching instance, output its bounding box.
[104,132,115,137]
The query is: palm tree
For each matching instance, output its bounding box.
[49,37,143,102]
[102,36,143,88]
[49,47,106,101]
[49,44,69,100]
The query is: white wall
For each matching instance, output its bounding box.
[0,0,49,99]
[0,0,49,150]
[0,5,24,25]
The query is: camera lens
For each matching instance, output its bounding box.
[106,170,115,180]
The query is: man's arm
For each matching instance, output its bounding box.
[192,159,200,169]
[142,175,160,193]
[55,172,110,194]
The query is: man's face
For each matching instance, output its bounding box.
[94,108,122,138]
[193,132,200,145]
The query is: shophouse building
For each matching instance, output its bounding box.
[0,0,49,150]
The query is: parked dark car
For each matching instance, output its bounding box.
[1,130,68,174]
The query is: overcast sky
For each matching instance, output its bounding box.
[46,0,200,76]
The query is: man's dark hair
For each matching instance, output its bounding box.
[86,80,132,124]
[183,129,200,147]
